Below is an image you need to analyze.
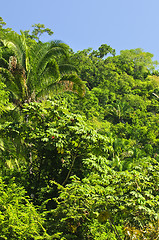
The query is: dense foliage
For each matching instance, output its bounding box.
[0,18,159,239]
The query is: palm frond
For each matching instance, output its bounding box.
[35,46,67,74]
[49,40,69,53]
[20,31,30,71]
[1,31,28,71]
[36,73,86,99]
[59,64,78,75]
[0,67,21,100]
[0,57,9,68]
[31,59,60,95]
[27,41,67,93]
[59,73,86,97]
[43,59,60,79]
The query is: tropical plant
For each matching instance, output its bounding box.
[48,156,159,239]
[0,75,11,114]
[0,30,85,107]
[0,100,110,203]
[0,176,48,239]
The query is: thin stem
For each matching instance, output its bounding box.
[109,218,123,240]
[62,154,76,186]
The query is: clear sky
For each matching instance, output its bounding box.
[1,0,159,61]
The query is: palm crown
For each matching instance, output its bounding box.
[0,31,85,107]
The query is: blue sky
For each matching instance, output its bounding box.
[1,0,159,61]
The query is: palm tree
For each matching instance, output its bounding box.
[0,31,85,107]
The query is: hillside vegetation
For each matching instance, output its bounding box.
[0,17,159,239]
